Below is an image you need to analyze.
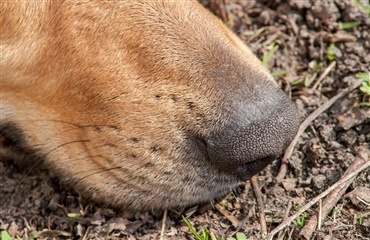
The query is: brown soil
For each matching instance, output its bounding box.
[1,0,369,239]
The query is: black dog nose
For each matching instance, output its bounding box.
[201,85,300,180]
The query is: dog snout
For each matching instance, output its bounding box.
[198,86,300,180]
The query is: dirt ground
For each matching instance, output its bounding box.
[1,0,369,239]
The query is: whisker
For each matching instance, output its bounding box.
[74,166,148,193]
[20,139,90,183]
[18,118,120,130]
[42,140,91,159]
[76,166,123,181]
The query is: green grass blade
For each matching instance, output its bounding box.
[272,70,289,78]
[327,43,335,61]
[353,0,370,14]
[182,216,204,240]
[235,232,247,240]
[262,42,279,67]
[1,231,15,240]
[340,21,361,29]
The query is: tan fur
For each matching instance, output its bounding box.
[1,1,299,210]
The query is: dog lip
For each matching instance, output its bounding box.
[233,156,276,181]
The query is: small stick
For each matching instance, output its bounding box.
[311,61,337,90]
[160,209,168,240]
[275,164,288,181]
[288,226,295,240]
[318,200,322,230]
[81,226,91,240]
[299,147,369,239]
[278,78,363,181]
[215,203,239,228]
[251,176,267,235]
[246,27,266,44]
[277,201,293,240]
[356,196,370,206]
[268,147,370,240]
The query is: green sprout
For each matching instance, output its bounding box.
[356,72,370,107]
[272,70,289,78]
[1,231,15,240]
[358,214,363,225]
[340,21,361,29]
[227,232,248,240]
[182,216,216,240]
[262,42,279,67]
[290,78,305,86]
[295,205,307,227]
[327,43,336,61]
[353,0,370,14]
[310,62,324,74]
[182,216,248,240]
[261,42,289,78]
[67,213,83,218]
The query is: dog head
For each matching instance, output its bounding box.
[1,0,300,210]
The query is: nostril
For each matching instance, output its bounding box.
[233,155,277,180]
[195,137,208,151]
[257,155,276,164]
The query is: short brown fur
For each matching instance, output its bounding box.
[1,0,296,210]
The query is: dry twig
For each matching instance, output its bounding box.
[276,78,363,181]
[160,209,168,240]
[299,147,369,239]
[251,176,267,235]
[311,61,336,90]
[277,201,293,240]
[268,147,370,240]
[215,203,239,228]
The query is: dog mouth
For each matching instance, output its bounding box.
[233,156,276,181]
